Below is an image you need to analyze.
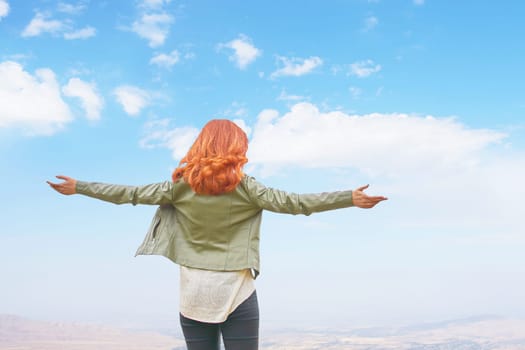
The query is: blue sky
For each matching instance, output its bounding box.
[1,0,524,330]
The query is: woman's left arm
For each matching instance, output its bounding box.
[242,176,387,215]
[47,175,174,205]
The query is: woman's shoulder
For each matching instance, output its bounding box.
[238,174,268,196]
[240,174,260,187]
[170,178,193,194]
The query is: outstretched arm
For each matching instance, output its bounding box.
[242,176,387,215]
[47,175,174,205]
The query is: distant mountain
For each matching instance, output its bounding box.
[0,314,185,350]
[1,314,525,350]
[261,316,525,350]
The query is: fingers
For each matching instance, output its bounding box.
[47,175,76,195]
[46,180,58,188]
[360,198,386,208]
[47,180,62,193]
[369,195,388,201]
[356,184,369,192]
[47,180,63,191]
[352,185,388,209]
[48,175,70,186]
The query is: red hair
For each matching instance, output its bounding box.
[172,119,249,195]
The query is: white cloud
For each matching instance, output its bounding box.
[57,2,86,15]
[149,50,180,68]
[277,89,307,102]
[132,12,174,47]
[62,78,103,121]
[113,85,150,116]
[247,102,506,175]
[271,56,323,78]
[140,119,199,159]
[22,12,65,37]
[414,0,425,5]
[233,108,247,117]
[349,59,381,77]
[233,119,252,137]
[216,102,248,118]
[63,26,96,40]
[0,0,9,20]
[363,16,378,31]
[218,34,261,69]
[139,0,171,9]
[0,61,72,135]
[3,53,32,62]
[21,10,95,40]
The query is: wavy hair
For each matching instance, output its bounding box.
[172,119,249,195]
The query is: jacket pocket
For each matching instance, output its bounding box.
[149,215,161,241]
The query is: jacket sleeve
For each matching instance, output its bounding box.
[75,181,174,205]
[242,176,353,215]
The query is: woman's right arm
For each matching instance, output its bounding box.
[47,175,174,205]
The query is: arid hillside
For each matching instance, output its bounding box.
[0,314,185,350]
[1,314,525,349]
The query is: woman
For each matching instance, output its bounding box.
[47,119,387,350]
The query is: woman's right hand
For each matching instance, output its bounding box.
[47,175,77,195]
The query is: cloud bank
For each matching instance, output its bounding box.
[0,61,72,135]
[140,102,506,178]
[247,103,505,174]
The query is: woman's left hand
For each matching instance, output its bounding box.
[352,184,387,209]
[47,175,77,195]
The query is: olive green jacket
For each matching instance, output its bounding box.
[76,175,353,276]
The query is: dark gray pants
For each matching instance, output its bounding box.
[180,291,259,350]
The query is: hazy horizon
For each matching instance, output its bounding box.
[2,313,525,350]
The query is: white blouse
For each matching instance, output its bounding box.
[179,265,255,323]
